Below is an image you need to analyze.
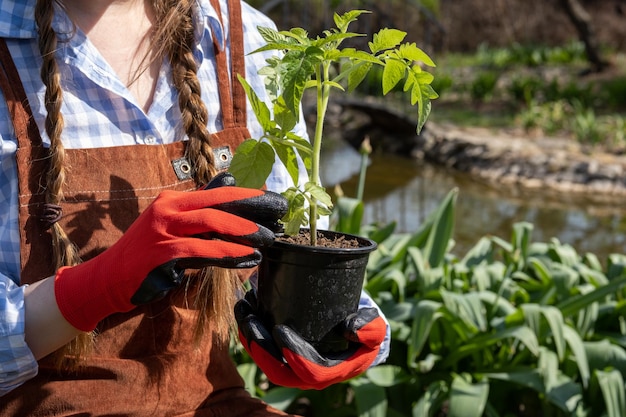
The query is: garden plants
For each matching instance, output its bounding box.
[234,188,626,417]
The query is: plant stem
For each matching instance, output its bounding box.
[356,137,371,201]
[309,61,332,246]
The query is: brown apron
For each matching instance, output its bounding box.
[0,1,295,415]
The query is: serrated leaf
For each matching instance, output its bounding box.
[347,61,373,92]
[274,141,300,187]
[284,131,313,168]
[279,49,321,115]
[369,28,406,53]
[417,94,432,134]
[334,10,370,33]
[398,43,436,67]
[324,80,344,91]
[382,59,406,94]
[229,140,275,189]
[314,32,362,49]
[282,189,307,235]
[338,48,382,64]
[237,75,271,132]
[273,96,297,133]
[304,181,333,209]
[283,27,309,43]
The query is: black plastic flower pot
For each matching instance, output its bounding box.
[257,229,377,353]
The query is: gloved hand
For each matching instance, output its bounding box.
[54,173,287,332]
[235,290,387,390]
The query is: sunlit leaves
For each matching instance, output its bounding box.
[368,28,406,54]
[231,9,437,242]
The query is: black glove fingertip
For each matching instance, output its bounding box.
[131,260,184,305]
[238,309,284,361]
[204,172,237,189]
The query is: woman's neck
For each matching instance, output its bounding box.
[60,0,160,111]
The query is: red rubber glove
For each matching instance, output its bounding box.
[55,175,287,332]
[235,291,387,390]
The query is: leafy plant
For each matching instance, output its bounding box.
[229,10,438,245]
[234,188,626,417]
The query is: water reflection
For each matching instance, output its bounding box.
[320,140,626,261]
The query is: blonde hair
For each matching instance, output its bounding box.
[35,0,240,367]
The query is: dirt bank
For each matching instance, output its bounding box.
[417,121,626,202]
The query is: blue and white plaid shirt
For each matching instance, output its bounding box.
[0,0,388,396]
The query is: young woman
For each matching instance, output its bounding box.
[0,0,389,415]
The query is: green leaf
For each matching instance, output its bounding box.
[595,369,626,417]
[382,58,406,94]
[521,304,566,361]
[347,61,373,92]
[585,340,626,375]
[365,365,410,387]
[257,26,288,45]
[448,375,489,417]
[334,10,370,33]
[486,370,545,392]
[285,131,313,172]
[273,95,297,133]
[281,188,307,235]
[279,48,321,115]
[413,381,447,417]
[416,90,432,134]
[512,222,533,265]
[304,181,333,209]
[441,290,488,333]
[397,43,436,67]
[262,387,301,411]
[338,49,382,64]
[562,325,590,388]
[444,325,540,367]
[558,274,626,317]
[365,221,397,245]
[408,299,443,365]
[281,27,310,44]
[423,188,458,268]
[351,378,388,417]
[334,196,364,235]
[237,75,271,132]
[273,140,300,187]
[461,237,494,267]
[369,28,407,53]
[236,363,258,396]
[229,140,274,189]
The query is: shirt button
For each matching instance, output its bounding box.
[144,135,157,144]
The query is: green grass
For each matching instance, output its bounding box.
[424,46,626,148]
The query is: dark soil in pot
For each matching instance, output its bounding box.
[257,229,377,353]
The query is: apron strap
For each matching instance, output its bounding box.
[209,0,247,129]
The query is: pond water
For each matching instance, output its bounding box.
[320,139,626,262]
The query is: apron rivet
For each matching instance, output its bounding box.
[172,157,194,180]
